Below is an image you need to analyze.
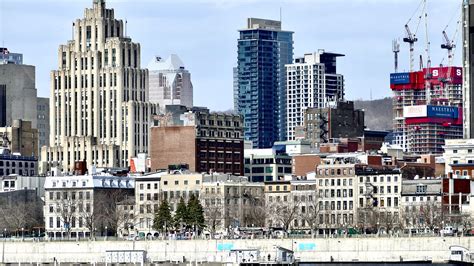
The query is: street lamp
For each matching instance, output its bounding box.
[105,226,108,241]
[21,228,24,241]
[2,228,6,264]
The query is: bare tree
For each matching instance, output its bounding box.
[301,192,321,237]
[93,190,132,235]
[54,198,76,238]
[203,197,223,237]
[267,198,300,233]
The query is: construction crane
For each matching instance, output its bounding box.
[403,24,418,72]
[441,30,455,66]
[392,39,400,73]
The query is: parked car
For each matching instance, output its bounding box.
[441,226,455,236]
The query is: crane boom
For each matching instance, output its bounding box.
[403,24,418,72]
[441,30,455,66]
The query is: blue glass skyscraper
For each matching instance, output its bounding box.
[235,18,293,148]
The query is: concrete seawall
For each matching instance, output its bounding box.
[1,237,473,264]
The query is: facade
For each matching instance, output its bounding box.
[286,51,344,140]
[304,101,365,147]
[0,120,38,157]
[0,147,38,176]
[150,107,244,175]
[390,67,463,152]
[37,97,50,150]
[159,172,202,213]
[43,174,134,239]
[463,1,474,138]
[443,139,474,175]
[41,0,158,173]
[0,175,45,197]
[400,179,442,230]
[0,47,23,65]
[244,148,292,182]
[265,178,317,232]
[134,172,164,235]
[148,54,193,111]
[315,159,357,234]
[201,175,265,232]
[235,18,294,148]
[0,63,37,128]
[355,165,402,233]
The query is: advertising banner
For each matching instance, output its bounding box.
[390,72,410,85]
[426,105,459,119]
[403,105,427,118]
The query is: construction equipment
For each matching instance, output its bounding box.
[392,39,400,73]
[441,30,455,66]
[403,24,418,72]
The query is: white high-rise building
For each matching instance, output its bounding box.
[41,0,158,173]
[286,51,344,140]
[148,54,193,112]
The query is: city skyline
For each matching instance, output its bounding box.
[0,0,462,111]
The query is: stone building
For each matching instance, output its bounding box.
[41,0,158,173]
[150,107,244,175]
[200,175,265,233]
[355,165,402,234]
[43,174,134,239]
[37,97,50,150]
[0,120,38,157]
[265,177,317,232]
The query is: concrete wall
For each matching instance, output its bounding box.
[2,237,474,264]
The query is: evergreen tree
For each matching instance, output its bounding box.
[153,199,173,233]
[187,194,205,231]
[174,197,189,230]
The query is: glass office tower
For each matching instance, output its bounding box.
[236,18,293,148]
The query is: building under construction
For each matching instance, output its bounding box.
[390,66,463,154]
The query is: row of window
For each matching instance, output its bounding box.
[48,191,91,200]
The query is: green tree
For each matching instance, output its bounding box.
[174,197,189,230]
[187,194,205,231]
[153,199,173,233]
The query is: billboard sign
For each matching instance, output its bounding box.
[403,105,427,118]
[427,105,459,119]
[390,72,410,85]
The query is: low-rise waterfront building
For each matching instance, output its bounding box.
[43,174,134,239]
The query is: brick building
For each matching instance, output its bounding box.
[150,107,244,175]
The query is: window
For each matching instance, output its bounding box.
[416,185,427,193]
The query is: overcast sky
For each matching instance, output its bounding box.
[0,0,463,111]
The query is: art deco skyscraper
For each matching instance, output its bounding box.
[41,0,158,173]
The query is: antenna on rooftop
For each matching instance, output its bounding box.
[280,7,282,22]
